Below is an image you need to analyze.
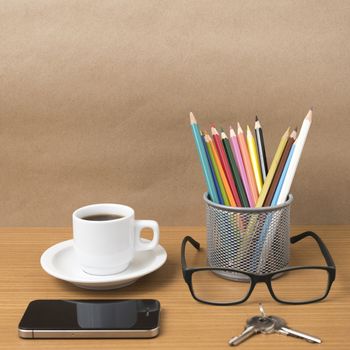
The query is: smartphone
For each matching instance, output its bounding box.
[18,299,160,339]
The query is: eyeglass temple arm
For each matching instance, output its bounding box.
[290,231,335,267]
[181,236,200,270]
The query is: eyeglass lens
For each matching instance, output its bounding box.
[270,268,329,303]
[191,270,252,304]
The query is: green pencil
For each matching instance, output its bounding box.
[221,130,250,207]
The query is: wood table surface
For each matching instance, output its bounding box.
[0,226,349,349]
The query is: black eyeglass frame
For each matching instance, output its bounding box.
[181,231,336,305]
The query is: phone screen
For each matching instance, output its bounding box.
[19,299,160,331]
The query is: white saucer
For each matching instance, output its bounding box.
[40,239,167,290]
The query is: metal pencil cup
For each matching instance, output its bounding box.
[204,193,293,282]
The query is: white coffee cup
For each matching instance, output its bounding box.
[72,203,160,275]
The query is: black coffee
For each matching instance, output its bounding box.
[82,214,123,221]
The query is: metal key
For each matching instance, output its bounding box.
[268,315,322,344]
[228,316,275,346]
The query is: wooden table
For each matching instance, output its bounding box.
[0,226,349,349]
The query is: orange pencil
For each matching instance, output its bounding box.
[206,134,236,206]
[211,126,242,207]
[237,123,259,205]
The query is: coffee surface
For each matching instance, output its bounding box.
[82,214,123,221]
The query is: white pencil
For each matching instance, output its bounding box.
[276,109,313,204]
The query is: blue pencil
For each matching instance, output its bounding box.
[190,113,219,203]
[271,143,296,206]
[201,133,224,204]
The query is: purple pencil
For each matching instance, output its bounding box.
[229,126,255,207]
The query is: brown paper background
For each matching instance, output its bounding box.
[0,0,349,226]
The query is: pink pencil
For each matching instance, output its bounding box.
[229,126,255,207]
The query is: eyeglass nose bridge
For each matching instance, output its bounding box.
[251,273,271,283]
[249,273,276,292]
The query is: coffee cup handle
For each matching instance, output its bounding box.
[134,220,160,251]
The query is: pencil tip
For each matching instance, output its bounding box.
[290,129,298,139]
[189,112,196,124]
[306,108,313,122]
[283,127,290,137]
[255,117,262,128]
[211,125,218,135]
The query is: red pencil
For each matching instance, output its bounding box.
[211,126,241,206]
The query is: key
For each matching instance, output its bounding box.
[268,315,322,344]
[228,316,275,346]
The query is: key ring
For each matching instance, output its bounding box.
[258,303,266,319]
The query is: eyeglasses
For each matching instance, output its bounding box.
[181,231,336,305]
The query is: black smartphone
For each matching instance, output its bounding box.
[18,299,160,339]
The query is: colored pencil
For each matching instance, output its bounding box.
[263,128,297,206]
[247,125,263,193]
[211,126,241,206]
[237,123,259,205]
[255,116,268,181]
[271,143,295,206]
[221,130,250,207]
[255,127,290,207]
[189,113,219,203]
[206,134,236,206]
[276,109,313,204]
[229,127,255,207]
[201,132,224,205]
[204,133,228,205]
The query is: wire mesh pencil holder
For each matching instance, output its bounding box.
[204,193,293,282]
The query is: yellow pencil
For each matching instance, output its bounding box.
[247,125,263,193]
[255,128,290,207]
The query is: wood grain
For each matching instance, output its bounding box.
[0,226,349,349]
